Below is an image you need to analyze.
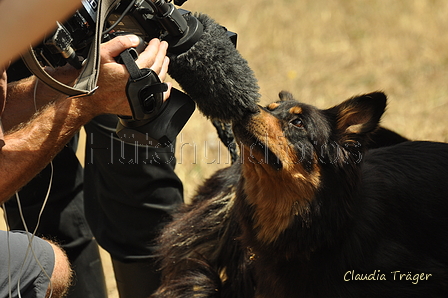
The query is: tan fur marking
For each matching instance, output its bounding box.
[337,107,370,133]
[267,102,280,110]
[289,106,303,115]
[240,109,320,244]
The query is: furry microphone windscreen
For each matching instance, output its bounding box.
[168,13,261,122]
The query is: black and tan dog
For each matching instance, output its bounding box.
[151,91,448,298]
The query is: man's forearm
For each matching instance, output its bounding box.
[2,76,44,131]
[0,95,92,203]
[0,36,170,203]
[3,67,79,131]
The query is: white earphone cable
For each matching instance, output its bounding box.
[4,77,55,297]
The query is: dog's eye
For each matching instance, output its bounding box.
[290,118,304,128]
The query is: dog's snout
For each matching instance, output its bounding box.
[235,105,262,123]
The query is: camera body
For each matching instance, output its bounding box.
[35,0,202,69]
[30,0,237,147]
[32,0,200,147]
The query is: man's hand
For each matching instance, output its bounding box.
[0,35,171,203]
[83,36,171,118]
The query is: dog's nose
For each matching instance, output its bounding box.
[244,104,262,118]
[251,104,263,114]
[256,104,274,115]
[232,105,261,126]
[254,104,264,114]
[242,104,261,118]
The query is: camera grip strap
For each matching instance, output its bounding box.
[119,48,168,121]
[21,0,120,97]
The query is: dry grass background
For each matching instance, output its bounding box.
[2,0,448,296]
[176,0,448,201]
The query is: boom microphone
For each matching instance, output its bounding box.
[168,14,261,122]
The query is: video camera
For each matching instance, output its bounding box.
[35,0,203,69]
[27,0,236,147]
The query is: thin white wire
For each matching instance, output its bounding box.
[15,178,54,298]
[2,205,13,298]
[4,78,55,298]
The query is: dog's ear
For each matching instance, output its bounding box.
[330,92,387,141]
[279,90,295,101]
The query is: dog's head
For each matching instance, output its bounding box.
[232,91,387,243]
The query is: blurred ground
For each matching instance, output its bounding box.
[2,0,448,297]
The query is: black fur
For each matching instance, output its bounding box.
[152,91,448,298]
[168,14,260,122]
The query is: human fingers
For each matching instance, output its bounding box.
[100,35,141,63]
[158,56,170,82]
[151,41,169,75]
[135,38,160,68]
[136,39,168,73]
[163,81,172,101]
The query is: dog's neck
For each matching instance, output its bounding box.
[240,159,321,244]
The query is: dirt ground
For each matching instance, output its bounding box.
[2,0,448,297]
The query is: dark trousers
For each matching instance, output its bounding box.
[5,116,185,297]
[4,136,108,298]
[6,60,184,298]
[83,115,184,262]
[5,60,107,298]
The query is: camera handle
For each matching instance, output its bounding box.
[22,0,121,97]
[116,44,195,147]
[118,46,168,121]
